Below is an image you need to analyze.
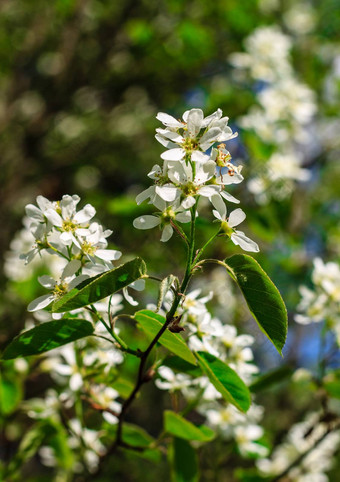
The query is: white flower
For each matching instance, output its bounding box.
[27,260,89,312]
[156,108,238,164]
[212,204,259,253]
[155,366,193,392]
[133,200,191,242]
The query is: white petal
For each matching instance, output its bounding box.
[199,127,222,151]
[231,231,259,252]
[25,204,44,221]
[220,171,244,185]
[155,185,178,202]
[27,294,55,312]
[156,128,184,143]
[123,287,138,306]
[156,112,184,128]
[220,191,240,204]
[62,260,82,280]
[136,186,155,205]
[191,151,210,163]
[175,211,191,223]
[211,194,226,219]
[228,208,246,228]
[160,148,185,161]
[68,274,89,289]
[36,195,52,212]
[133,215,160,230]
[155,133,177,148]
[186,108,204,137]
[201,109,222,127]
[182,196,196,209]
[198,186,219,197]
[212,209,223,221]
[45,209,63,227]
[38,275,56,289]
[59,231,74,246]
[129,279,145,291]
[74,204,96,223]
[103,411,118,425]
[95,249,122,261]
[70,373,83,391]
[148,164,162,179]
[161,224,173,242]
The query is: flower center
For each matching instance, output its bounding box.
[181,182,198,197]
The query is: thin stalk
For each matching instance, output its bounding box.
[115,204,198,447]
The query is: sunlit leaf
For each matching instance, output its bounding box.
[52,257,146,312]
[196,351,251,412]
[164,411,215,442]
[2,319,94,359]
[135,310,196,365]
[224,254,287,355]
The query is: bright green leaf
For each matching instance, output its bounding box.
[164,410,215,442]
[163,356,202,377]
[135,310,196,365]
[170,438,199,482]
[196,351,251,412]
[0,378,22,415]
[52,257,146,313]
[2,319,94,359]
[224,254,287,355]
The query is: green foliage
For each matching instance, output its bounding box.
[169,438,199,482]
[2,319,94,359]
[135,310,197,365]
[0,377,22,415]
[164,410,215,442]
[224,254,288,355]
[52,257,147,312]
[195,351,251,412]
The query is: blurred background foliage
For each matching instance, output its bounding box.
[1,0,340,480]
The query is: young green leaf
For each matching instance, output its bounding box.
[164,410,215,442]
[52,257,146,313]
[156,274,178,312]
[134,310,196,365]
[170,438,199,482]
[2,319,94,360]
[195,351,251,412]
[224,254,287,355]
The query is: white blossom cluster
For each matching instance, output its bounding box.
[257,411,340,481]
[11,194,144,311]
[155,286,266,458]
[133,108,259,252]
[295,258,340,345]
[230,26,316,204]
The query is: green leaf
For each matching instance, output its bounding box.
[250,366,293,393]
[163,356,202,377]
[52,257,146,312]
[0,378,22,415]
[164,410,215,442]
[111,377,135,399]
[170,438,199,482]
[195,351,251,412]
[107,423,161,462]
[156,274,178,312]
[324,371,340,399]
[135,310,196,365]
[224,254,287,355]
[2,319,94,359]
